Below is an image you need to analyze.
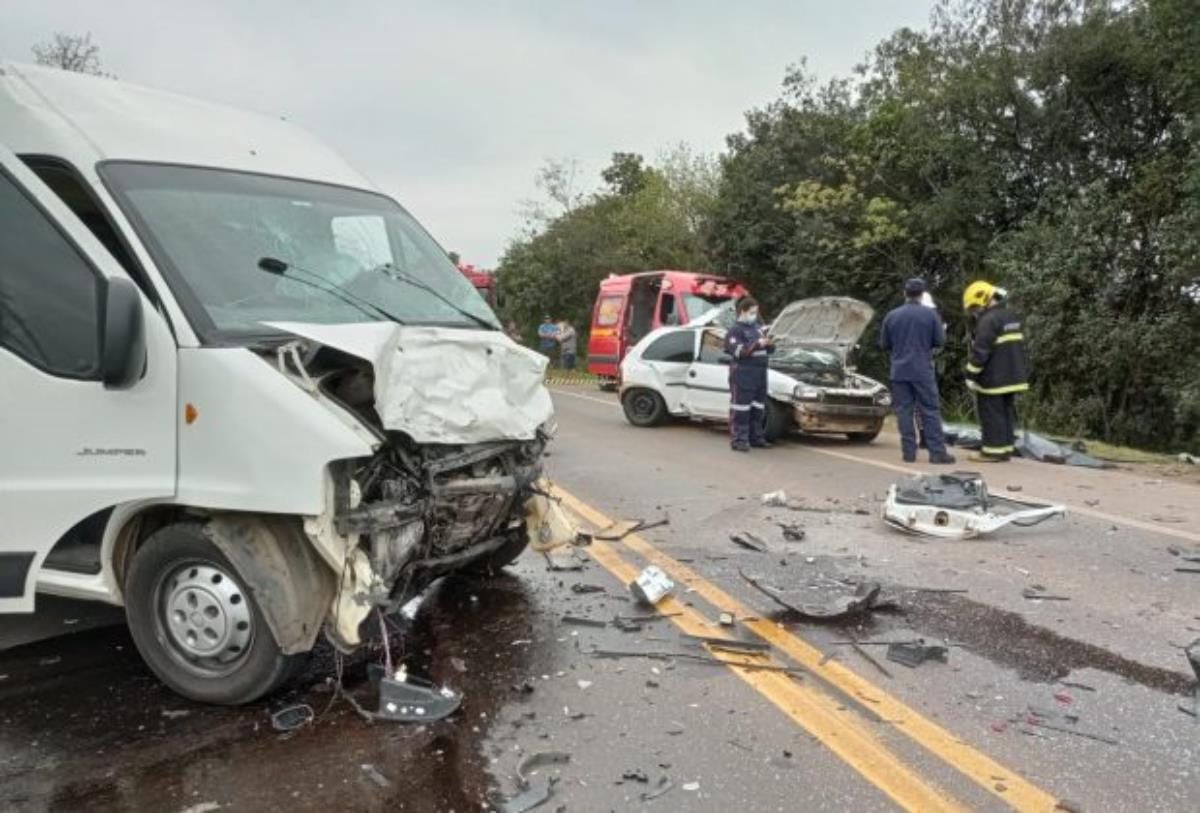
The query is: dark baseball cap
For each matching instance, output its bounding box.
[904,277,926,296]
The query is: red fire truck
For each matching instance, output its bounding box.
[586,270,748,383]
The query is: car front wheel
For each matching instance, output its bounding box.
[622,388,667,427]
[124,523,303,705]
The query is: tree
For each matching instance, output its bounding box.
[31,32,110,76]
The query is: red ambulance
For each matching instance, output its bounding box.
[586,270,748,383]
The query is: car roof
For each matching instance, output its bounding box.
[0,61,374,189]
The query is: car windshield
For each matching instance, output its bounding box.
[771,343,843,372]
[101,163,498,341]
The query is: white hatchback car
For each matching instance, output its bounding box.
[619,297,892,442]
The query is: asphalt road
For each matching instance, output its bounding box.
[1,383,1197,812]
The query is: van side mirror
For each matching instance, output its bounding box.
[101,277,146,390]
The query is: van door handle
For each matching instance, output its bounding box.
[688,371,697,378]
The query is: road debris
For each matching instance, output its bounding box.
[1177,452,1198,465]
[1022,587,1071,601]
[361,763,390,788]
[640,775,674,801]
[761,490,790,507]
[777,523,806,541]
[560,614,607,628]
[682,781,700,792]
[269,703,314,733]
[850,641,893,679]
[730,531,769,553]
[592,517,670,541]
[588,647,804,676]
[369,665,462,723]
[499,779,557,813]
[882,472,1066,539]
[739,569,883,622]
[718,611,735,626]
[629,565,675,605]
[680,633,772,654]
[570,583,606,594]
[885,640,949,668]
[621,768,649,783]
[516,751,571,787]
[1027,718,1119,746]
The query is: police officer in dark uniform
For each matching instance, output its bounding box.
[724,297,775,452]
[962,281,1030,462]
[879,278,956,465]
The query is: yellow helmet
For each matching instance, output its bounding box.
[962,280,996,312]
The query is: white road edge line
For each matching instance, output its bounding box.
[548,386,1200,544]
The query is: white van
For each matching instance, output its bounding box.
[0,63,555,704]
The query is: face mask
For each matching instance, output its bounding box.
[740,309,758,324]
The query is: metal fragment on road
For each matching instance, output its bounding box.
[882,472,1066,539]
[361,763,390,788]
[730,532,769,553]
[641,776,674,801]
[375,673,461,722]
[1022,587,1071,601]
[679,633,771,654]
[500,779,556,813]
[886,640,949,668]
[560,614,607,628]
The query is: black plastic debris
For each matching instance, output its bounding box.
[622,768,650,783]
[886,640,950,668]
[561,614,607,628]
[1022,587,1071,601]
[570,583,606,594]
[777,523,806,542]
[739,569,883,622]
[730,532,769,553]
[270,703,314,733]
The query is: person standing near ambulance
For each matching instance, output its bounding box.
[962,281,1030,462]
[725,297,775,452]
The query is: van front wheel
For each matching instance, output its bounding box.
[125,523,302,705]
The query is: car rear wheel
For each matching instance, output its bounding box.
[125,523,303,705]
[765,399,793,441]
[846,429,881,443]
[622,388,667,427]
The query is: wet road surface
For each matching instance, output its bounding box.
[2,383,1198,811]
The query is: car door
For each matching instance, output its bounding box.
[0,144,177,612]
[636,329,697,413]
[682,328,733,417]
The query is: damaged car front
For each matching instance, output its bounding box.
[767,297,891,441]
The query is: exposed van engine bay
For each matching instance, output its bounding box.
[261,322,561,649]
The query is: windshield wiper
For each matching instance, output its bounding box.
[256,257,405,325]
[366,263,496,330]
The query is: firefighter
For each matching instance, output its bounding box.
[962,281,1030,462]
[725,296,775,452]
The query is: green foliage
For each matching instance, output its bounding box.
[705,0,1199,450]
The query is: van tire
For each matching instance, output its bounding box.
[622,388,666,427]
[125,523,303,705]
[765,399,793,442]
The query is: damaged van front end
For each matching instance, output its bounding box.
[268,322,558,650]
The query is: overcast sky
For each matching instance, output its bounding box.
[1,1,933,266]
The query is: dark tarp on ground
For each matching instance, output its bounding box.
[942,423,1114,469]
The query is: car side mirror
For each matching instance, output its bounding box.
[101,277,147,390]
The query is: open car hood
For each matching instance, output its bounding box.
[268,322,553,444]
[768,297,874,355]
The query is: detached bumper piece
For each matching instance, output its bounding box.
[882,471,1065,539]
[367,663,462,722]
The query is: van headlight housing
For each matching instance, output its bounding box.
[874,391,892,407]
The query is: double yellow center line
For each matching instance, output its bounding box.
[552,484,1060,812]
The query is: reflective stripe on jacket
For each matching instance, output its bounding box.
[965,305,1030,394]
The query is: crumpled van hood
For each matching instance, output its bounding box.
[268,322,554,444]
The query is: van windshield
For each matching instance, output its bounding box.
[101,162,498,341]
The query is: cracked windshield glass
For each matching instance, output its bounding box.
[103,162,498,339]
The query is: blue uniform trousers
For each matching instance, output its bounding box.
[892,379,948,459]
[730,366,768,447]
